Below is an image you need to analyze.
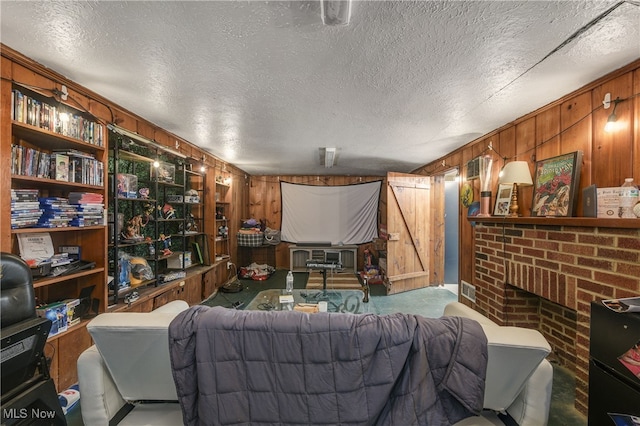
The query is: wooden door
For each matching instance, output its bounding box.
[385,172,444,294]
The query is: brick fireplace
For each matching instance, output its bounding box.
[471,219,640,415]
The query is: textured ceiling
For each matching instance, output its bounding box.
[1,1,639,176]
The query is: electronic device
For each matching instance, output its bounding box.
[297,242,332,247]
[76,285,96,319]
[305,261,342,270]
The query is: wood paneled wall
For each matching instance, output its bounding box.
[247,175,384,269]
[1,44,249,266]
[414,58,640,287]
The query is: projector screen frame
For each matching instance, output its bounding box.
[279,180,382,246]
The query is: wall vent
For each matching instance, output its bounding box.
[461,280,476,302]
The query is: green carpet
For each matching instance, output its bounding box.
[202,268,454,318]
[202,269,308,310]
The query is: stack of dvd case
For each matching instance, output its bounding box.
[11,189,42,228]
[38,197,77,228]
[68,192,104,227]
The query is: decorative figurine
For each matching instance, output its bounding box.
[159,234,172,256]
[161,203,176,219]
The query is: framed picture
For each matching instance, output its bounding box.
[531,151,583,217]
[466,156,480,180]
[494,183,513,216]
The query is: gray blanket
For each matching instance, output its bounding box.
[169,306,487,426]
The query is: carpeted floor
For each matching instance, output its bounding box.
[202,268,453,317]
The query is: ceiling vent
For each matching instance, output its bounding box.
[321,0,351,26]
[324,147,337,168]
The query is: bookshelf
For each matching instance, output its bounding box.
[214,173,231,262]
[7,83,108,391]
[1,48,242,392]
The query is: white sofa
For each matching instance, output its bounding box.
[78,301,552,425]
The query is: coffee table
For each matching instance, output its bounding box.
[245,289,375,314]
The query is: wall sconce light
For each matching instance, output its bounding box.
[200,155,206,172]
[498,161,533,217]
[321,0,351,26]
[324,147,337,168]
[603,93,623,133]
[153,159,160,168]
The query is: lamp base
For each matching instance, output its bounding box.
[508,183,520,217]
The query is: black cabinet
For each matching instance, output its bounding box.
[589,301,640,425]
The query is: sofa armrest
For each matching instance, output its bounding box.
[77,346,127,426]
[78,301,189,424]
[480,325,551,411]
[152,300,189,314]
[443,302,552,412]
[506,358,553,425]
[443,302,498,327]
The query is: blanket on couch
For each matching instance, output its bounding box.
[169,306,487,426]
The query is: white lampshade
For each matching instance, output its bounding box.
[499,161,533,186]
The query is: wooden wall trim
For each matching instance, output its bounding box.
[414,58,640,175]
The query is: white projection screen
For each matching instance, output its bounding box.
[280,181,381,245]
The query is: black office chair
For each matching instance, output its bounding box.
[1,252,66,425]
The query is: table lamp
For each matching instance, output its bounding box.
[498,161,533,217]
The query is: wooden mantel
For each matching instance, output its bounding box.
[470,216,640,229]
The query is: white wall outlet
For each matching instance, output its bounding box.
[227,261,232,269]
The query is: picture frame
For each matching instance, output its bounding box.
[466,156,480,180]
[494,183,513,216]
[531,151,583,217]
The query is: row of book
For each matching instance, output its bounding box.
[10,190,105,229]
[11,145,104,186]
[12,89,104,146]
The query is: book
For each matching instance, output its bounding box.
[582,185,597,217]
[192,242,203,264]
[53,153,69,182]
